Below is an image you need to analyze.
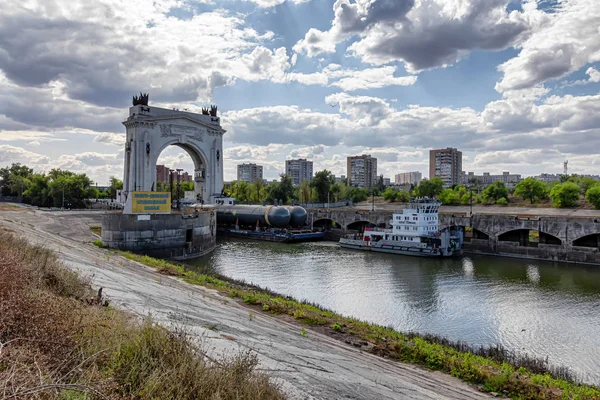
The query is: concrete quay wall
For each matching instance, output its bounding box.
[308,208,600,264]
[102,210,216,260]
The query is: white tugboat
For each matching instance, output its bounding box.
[339,198,463,257]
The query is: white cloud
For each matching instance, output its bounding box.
[0,145,50,164]
[294,0,544,72]
[496,0,600,92]
[245,0,310,8]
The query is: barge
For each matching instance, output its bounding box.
[339,198,463,257]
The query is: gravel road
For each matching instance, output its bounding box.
[0,206,492,400]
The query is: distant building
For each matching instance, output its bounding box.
[395,171,422,185]
[285,159,313,186]
[534,173,561,183]
[156,165,193,184]
[383,178,391,186]
[462,171,522,189]
[237,163,263,183]
[429,148,462,188]
[334,175,346,184]
[347,155,377,188]
[156,165,171,183]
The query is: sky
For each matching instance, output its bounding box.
[1,0,600,184]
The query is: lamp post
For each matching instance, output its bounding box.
[176,168,183,210]
[169,169,175,209]
[62,185,65,210]
[371,188,375,212]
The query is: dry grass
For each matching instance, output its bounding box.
[0,231,285,400]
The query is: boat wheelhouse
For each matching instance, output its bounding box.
[339,198,463,257]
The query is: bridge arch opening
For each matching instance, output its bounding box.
[347,220,374,232]
[573,233,600,248]
[155,143,206,205]
[498,229,561,247]
[312,218,342,230]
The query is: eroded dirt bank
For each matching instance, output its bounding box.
[0,206,491,400]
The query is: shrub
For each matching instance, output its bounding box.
[496,197,508,205]
[460,193,471,205]
[549,182,580,208]
[514,177,549,204]
[383,188,397,202]
[439,189,460,205]
[482,182,509,203]
[92,239,104,248]
[332,323,342,331]
[587,185,600,209]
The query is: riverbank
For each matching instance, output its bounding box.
[123,251,600,400]
[0,227,284,399]
[0,206,492,399]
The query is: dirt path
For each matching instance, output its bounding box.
[0,206,492,400]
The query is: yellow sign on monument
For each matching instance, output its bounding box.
[131,192,171,213]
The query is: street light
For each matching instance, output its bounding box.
[176,168,183,210]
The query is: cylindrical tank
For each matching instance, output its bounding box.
[216,205,291,228]
[286,206,308,227]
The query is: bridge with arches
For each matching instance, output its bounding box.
[308,208,600,264]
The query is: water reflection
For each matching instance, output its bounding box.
[188,239,600,385]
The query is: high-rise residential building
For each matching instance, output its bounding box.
[156,165,171,183]
[395,171,422,185]
[285,158,313,186]
[429,148,462,188]
[347,155,377,188]
[237,163,263,183]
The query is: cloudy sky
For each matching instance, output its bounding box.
[1,0,600,184]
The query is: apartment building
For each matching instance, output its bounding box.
[395,171,422,185]
[237,163,263,183]
[285,158,313,185]
[347,155,377,188]
[462,171,522,188]
[429,148,462,188]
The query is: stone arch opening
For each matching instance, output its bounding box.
[313,218,342,230]
[154,141,209,205]
[347,220,373,232]
[498,229,561,247]
[573,233,600,248]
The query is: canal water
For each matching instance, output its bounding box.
[187,239,600,385]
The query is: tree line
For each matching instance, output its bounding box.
[412,174,600,209]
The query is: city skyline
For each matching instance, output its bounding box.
[1,1,599,185]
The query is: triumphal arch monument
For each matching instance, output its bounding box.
[121,94,225,209]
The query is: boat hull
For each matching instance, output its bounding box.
[218,228,324,243]
[339,239,460,257]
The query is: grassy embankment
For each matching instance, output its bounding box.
[0,228,285,400]
[119,251,600,400]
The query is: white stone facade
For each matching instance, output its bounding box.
[121,105,225,206]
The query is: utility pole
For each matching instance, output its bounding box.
[371,188,375,212]
[62,185,65,210]
[176,168,183,210]
[169,169,174,209]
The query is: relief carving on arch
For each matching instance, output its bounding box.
[159,124,205,142]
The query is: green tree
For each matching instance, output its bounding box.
[345,187,369,203]
[549,182,580,208]
[396,190,411,203]
[586,185,600,209]
[0,163,33,196]
[439,189,460,205]
[376,175,385,192]
[23,173,50,207]
[514,177,548,204]
[460,193,471,205]
[330,181,346,202]
[298,180,311,204]
[108,176,123,199]
[496,197,508,205]
[266,174,294,204]
[251,179,265,203]
[310,170,335,203]
[383,188,397,202]
[47,170,94,208]
[481,182,509,204]
[415,177,444,198]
